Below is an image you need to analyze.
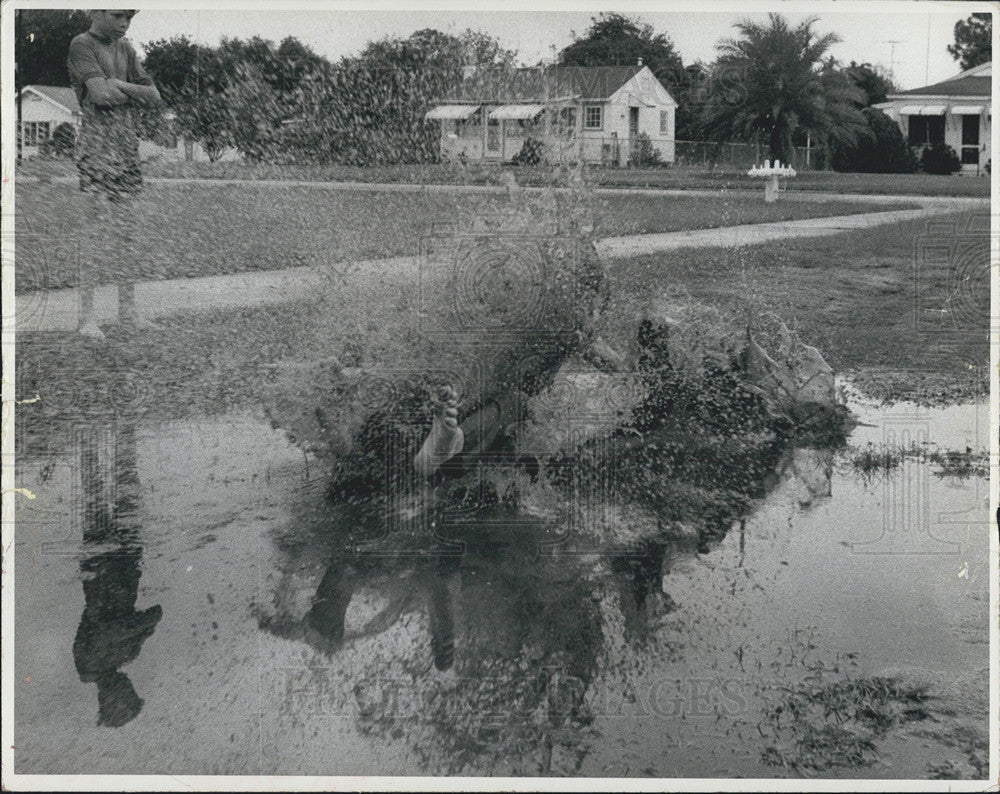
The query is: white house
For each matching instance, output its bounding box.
[425,64,677,166]
[874,62,991,175]
[16,84,238,163]
[17,85,81,158]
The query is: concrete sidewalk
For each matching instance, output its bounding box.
[10,204,974,334]
[594,206,941,258]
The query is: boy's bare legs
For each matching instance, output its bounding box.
[414,386,464,478]
[78,191,106,339]
[113,201,139,329]
[79,190,145,335]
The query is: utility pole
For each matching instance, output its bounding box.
[924,15,931,84]
[15,11,23,161]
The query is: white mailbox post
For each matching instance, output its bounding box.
[748,159,797,203]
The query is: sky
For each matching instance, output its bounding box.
[117,2,986,91]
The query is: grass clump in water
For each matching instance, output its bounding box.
[760,675,935,773]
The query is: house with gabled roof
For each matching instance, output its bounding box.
[16,84,239,163]
[425,63,677,166]
[874,62,991,175]
[17,85,82,157]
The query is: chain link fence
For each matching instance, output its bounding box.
[503,136,820,170]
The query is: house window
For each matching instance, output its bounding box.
[907,115,944,146]
[21,121,50,146]
[584,105,603,130]
[660,110,669,136]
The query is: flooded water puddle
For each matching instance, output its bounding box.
[13,391,989,778]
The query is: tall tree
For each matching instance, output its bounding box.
[699,14,867,163]
[359,28,517,79]
[14,9,91,89]
[844,61,898,107]
[144,34,327,162]
[143,35,234,161]
[947,13,992,71]
[558,13,683,78]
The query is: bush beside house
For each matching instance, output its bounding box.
[39,122,76,158]
[920,143,962,175]
[830,108,918,174]
[629,132,665,167]
[511,137,545,166]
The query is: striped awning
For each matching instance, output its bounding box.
[489,104,545,120]
[950,104,985,115]
[898,105,946,115]
[424,104,480,121]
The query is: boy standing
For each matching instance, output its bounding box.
[67,9,160,338]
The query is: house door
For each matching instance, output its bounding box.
[627,107,640,166]
[961,114,981,165]
[629,107,639,138]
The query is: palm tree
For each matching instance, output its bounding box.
[699,14,866,164]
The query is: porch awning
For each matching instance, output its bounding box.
[898,105,946,115]
[489,104,545,120]
[950,104,985,115]
[424,104,480,121]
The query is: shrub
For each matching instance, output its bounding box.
[511,136,544,166]
[830,108,918,174]
[39,122,76,158]
[920,142,961,175]
[629,132,665,167]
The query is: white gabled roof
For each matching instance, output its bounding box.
[20,85,81,115]
[608,66,677,108]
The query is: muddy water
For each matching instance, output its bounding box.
[13,392,989,778]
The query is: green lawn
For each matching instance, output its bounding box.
[598,208,988,401]
[15,180,914,291]
[16,206,988,455]
[18,157,990,197]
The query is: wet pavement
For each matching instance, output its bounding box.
[12,380,990,778]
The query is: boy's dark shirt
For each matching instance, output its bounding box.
[67,30,156,198]
[67,30,155,113]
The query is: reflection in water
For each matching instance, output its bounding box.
[263,511,686,772]
[301,556,355,655]
[301,551,461,671]
[425,555,458,672]
[260,426,838,773]
[611,538,675,643]
[72,423,161,728]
